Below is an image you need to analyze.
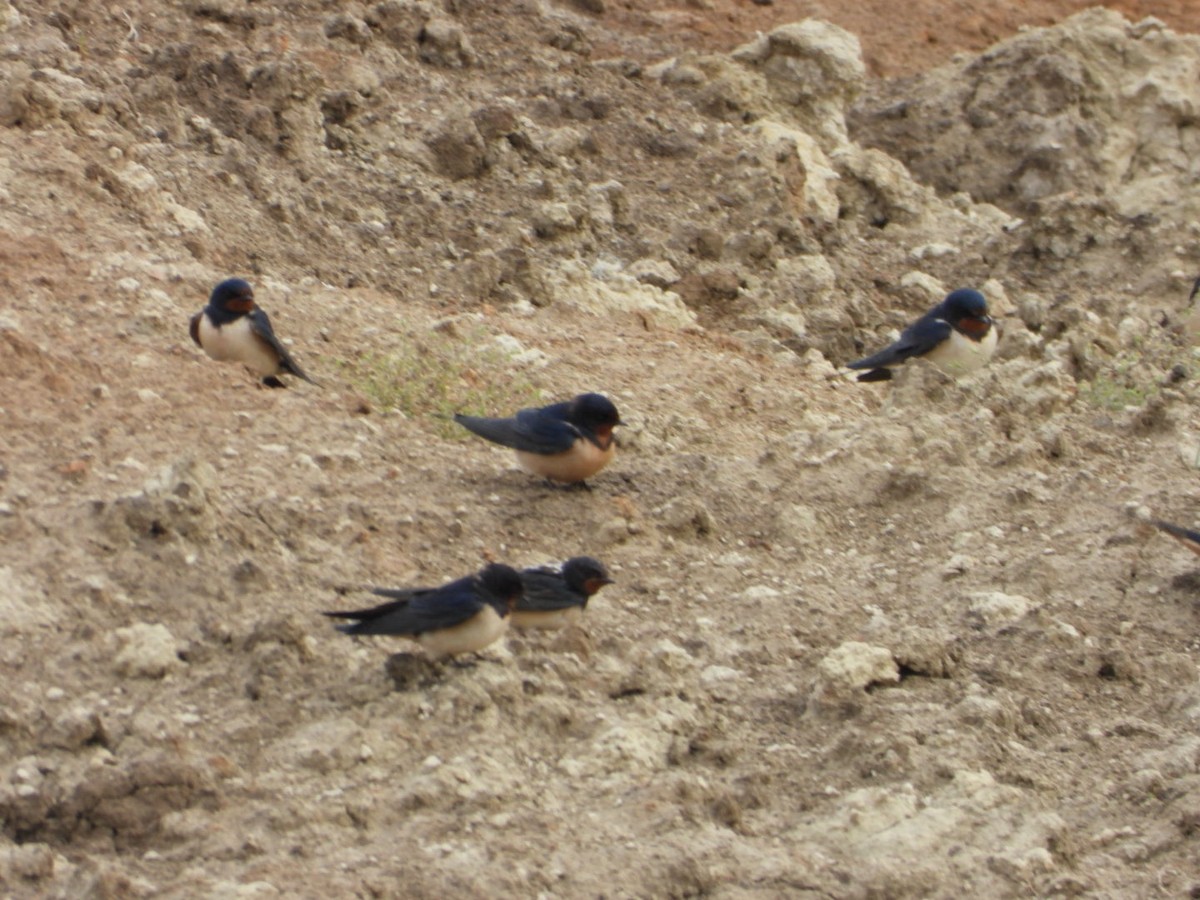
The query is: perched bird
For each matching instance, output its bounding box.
[324,563,524,659]
[190,278,317,388]
[512,556,614,630]
[455,393,622,484]
[848,288,997,383]
[1150,519,1200,558]
[1179,277,1200,341]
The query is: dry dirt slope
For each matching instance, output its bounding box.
[2,1,1200,897]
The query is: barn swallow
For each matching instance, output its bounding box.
[848,288,997,382]
[323,563,523,659]
[1150,519,1200,558]
[511,556,613,630]
[454,393,622,484]
[189,278,317,388]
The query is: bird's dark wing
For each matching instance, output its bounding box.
[848,315,952,374]
[324,595,410,628]
[369,585,432,603]
[189,312,203,348]
[455,405,578,454]
[247,308,317,384]
[518,568,582,612]
[1151,519,1200,557]
[325,579,483,636]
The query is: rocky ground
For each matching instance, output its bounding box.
[3,1,1200,897]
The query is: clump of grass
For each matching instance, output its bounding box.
[1081,356,1159,411]
[342,328,541,438]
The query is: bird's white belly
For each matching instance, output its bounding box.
[198,316,279,377]
[417,605,508,659]
[925,326,997,375]
[510,606,583,630]
[516,440,615,483]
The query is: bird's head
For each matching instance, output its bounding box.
[569,393,622,445]
[479,563,524,613]
[561,556,614,597]
[943,288,992,336]
[209,278,256,315]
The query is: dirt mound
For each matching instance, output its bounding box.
[852,9,1200,219]
[2,2,1200,897]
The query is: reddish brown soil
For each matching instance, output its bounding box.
[605,0,1199,75]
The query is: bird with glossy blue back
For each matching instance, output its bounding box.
[848,289,997,382]
[190,278,317,388]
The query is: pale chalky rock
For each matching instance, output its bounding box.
[270,718,365,774]
[44,707,107,751]
[533,259,697,329]
[95,457,220,545]
[750,122,841,226]
[734,584,784,604]
[592,724,671,774]
[628,258,681,289]
[733,20,866,149]
[0,566,52,635]
[114,623,183,678]
[785,770,1067,893]
[818,641,900,691]
[967,591,1036,628]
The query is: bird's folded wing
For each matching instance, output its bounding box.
[369,585,429,602]
[455,408,578,454]
[848,316,950,370]
[518,570,578,611]
[326,589,482,635]
[248,308,316,383]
